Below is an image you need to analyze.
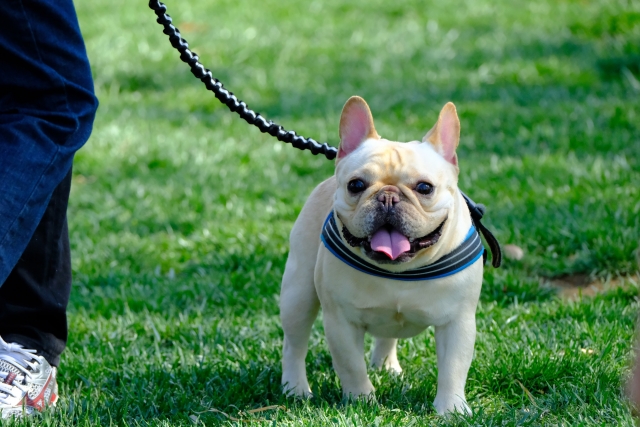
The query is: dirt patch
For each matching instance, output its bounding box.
[546,274,639,300]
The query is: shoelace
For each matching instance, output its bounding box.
[0,337,38,405]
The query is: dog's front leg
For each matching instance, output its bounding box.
[280,265,320,398]
[433,314,476,415]
[323,311,374,399]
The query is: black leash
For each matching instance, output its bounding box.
[147,0,502,268]
[461,192,502,268]
[148,0,337,160]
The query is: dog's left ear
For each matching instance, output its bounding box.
[338,96,380,159]
[423,102,460,167]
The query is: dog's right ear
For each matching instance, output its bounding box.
[338,96,380,159]
[422,102,460,167]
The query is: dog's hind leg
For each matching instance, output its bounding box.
[371,338,402,374]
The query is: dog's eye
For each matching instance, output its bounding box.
[347,179,366,193]
[415,182,434,195]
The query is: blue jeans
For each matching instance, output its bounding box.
[0,0,98,364]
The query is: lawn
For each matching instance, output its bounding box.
[12,0,640,425]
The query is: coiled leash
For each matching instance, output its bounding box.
[147,0,502,268]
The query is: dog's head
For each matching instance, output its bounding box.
[333,96,462,266]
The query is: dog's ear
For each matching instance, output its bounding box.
[423,102,460,167]
[338,96,380,159]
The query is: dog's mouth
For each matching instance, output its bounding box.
[342,218,446,263]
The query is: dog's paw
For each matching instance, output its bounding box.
[433,394,471,416]
[375,358,403,375]
[282,380,312,399]
[343,389,377,404]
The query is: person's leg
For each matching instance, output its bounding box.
[0,0,97,417]
[0,167,73,367]
[0,0,98,284]
[0,0,97,344]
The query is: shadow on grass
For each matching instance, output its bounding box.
[67,360,441,424]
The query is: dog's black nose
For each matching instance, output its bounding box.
[377,186,400,211]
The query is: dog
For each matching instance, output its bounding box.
[279,96,484,415]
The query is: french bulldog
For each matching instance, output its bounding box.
[279,96,483,415]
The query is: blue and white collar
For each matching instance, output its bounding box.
[320,211,484,281]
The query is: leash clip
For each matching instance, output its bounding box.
[460,192,502,268]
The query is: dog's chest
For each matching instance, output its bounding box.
[351,284,465,337]
[350,295,446,338]
[315,246,477,338]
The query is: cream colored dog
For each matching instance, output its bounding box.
[279,96,483,415]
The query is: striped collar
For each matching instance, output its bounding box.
[320,211,484,281]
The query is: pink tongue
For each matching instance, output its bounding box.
[370,228,411,260]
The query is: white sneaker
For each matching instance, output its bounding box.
[0,337,58,419]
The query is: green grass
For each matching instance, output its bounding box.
[10,0,640,425]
